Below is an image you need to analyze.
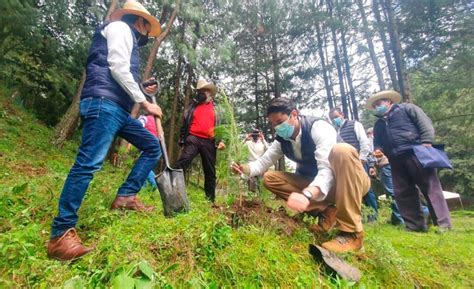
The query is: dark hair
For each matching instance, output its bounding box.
[329,107,343,116]
[266,97,296,116]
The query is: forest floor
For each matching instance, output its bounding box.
[1,95,473,288]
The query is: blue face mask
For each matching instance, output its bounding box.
[375,104,389,116]
[275,116,295,139]
[332,117,343,127]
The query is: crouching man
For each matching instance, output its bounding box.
[232,97,370,253]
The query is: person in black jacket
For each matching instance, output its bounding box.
[366,90,452,232]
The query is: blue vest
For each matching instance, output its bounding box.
[276,115,322,178]
[81,22,140,112]
[339,120,360,152]
[374,103,421,158]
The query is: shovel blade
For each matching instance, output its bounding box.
[309,244,362,282]
[156,168,189,217]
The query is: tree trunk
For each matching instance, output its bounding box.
[372,0,399,92]
[269,24,281,99]
[383,0,412,102]
[316,23,334,110]
[340,29,358,120]
[168,22,186,162]
[184,22,199,112]
[327,0,348,116]
[52,0,118,147]
[356,0,385,90]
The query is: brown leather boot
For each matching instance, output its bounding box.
[309,205,337,234]
[110,195,155,212]
[321,231,364,253]
[47,228,94,261]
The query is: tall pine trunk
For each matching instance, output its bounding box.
[327,0,348,116]
[372,0,399,92]
[316,23,334,109]
[356,0,385,90]
[383,0,412,101]
[340,29,358,120]
[168,22,186,162]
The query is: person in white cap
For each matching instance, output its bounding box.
[48,1,163,261]
[366,90,452,233]
[175,79,225,203]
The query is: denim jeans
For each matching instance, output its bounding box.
[51,97,161,238]
[379,165,405,225]
[363,162,378,221]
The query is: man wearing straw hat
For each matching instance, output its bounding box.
[48,1,163,261]
[366,90,452,233]
[175,79,226,203]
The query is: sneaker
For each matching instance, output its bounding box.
[309,206,337,234]
[47,228,94,261]
[321,231,364,253]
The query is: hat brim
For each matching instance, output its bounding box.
[195,84,217,97]
[366,90,402,109]
[110,9,162,37]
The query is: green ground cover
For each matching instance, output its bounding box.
[1,96,473,288]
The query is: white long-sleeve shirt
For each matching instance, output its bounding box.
[337,119,371,161]
[244,139,269,161]
[102,21,146,103]
[248,119,337,201]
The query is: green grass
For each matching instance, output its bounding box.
[1,95,473,288]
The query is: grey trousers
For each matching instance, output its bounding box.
[390,154,452,231]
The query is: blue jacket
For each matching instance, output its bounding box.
[374,103,435,158]
[81,22,140,113]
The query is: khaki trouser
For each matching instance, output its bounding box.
[263,143,370,233]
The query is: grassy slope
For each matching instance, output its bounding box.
[0,95,473,288]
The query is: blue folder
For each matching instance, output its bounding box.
[413,144,453,170]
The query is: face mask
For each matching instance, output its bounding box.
[251,134,258,141]
[133,28,149,47]
[332,117,343,127]
[375,104,389,116]
[195,91,208,103]
[275,116,295,139]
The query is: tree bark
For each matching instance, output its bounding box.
[316,23,334,110]
[52,0,118,147]
[269,22,281,99]
[340,29,358,120]
[168,22,186,162]
[327,0,348,116]
[372,0,399,92]
[383,0,412,102]
[356,0,385,90]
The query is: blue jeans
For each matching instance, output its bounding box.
[379,165,405,225]
[51,97,161,238]
[363,162,378,221]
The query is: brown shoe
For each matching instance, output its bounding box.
[309,206,337,234]
[47,228,94,261]
[110,195,155,212]
[321,231,364,253]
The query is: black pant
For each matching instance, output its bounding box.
[174,134,216,201]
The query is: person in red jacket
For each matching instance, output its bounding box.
[175,79,225,203]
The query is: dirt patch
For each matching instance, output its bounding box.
[8,160,49,177]
[217,198,303,236]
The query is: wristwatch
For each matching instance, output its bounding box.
[302,190,313,201]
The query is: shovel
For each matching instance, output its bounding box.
[150,96,189,217]
[309,244,362,282]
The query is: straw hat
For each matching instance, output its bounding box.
[366,90,402,109]
[194,79,217,97]
[110,1,161,37]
